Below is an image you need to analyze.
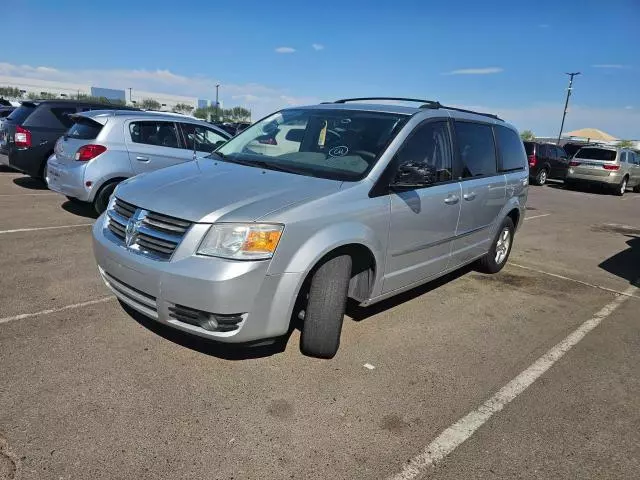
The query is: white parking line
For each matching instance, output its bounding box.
[0,223,93,235]
[511,263,639,299]
[0,193,58,197]
[0,297,115,325]
[388,283,637,480]
[525,213,551,220]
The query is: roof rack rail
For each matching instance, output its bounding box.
[332,97,442,108]
[435,104,502,121]
[328,97,502,121]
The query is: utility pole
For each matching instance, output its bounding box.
[128,88,133,104]
[215,84,220,122]
[557,72,581,145]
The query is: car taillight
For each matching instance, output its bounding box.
[569,161,581,167]
[528,154,537,167]
[75,144,107,161]
[14,126,31,147]
[603,164,620,170]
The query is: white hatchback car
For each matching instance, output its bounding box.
[46,110,230,213]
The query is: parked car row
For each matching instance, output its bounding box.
[524,140,640,195]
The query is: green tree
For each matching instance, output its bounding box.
[617,139,635,149]
[173,103,194,114]
[140,98,161,110]
[520,130,535,141]
[0,86,22,98]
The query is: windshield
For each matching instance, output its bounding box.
[6,105,36,124]
[215,108,409,181]
[575,148,617,161]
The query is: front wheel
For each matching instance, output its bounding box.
[476,217,515,274]
[300,254,352,359]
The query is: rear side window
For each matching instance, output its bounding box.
[23,105,76,129]
[556,146,568,158]
[575,148,617,161]
[495,126,526,171]
[66,118,103,140]
[129,121,180,148]
[7,105,36,124]
[454,122,497,178]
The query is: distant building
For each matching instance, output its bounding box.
[0,75,211,111]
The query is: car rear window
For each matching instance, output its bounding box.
[523,142,534,155]
[7,105,36,124]
[575,148,617,161]
[23,105,76,129]
[66,117,104,140]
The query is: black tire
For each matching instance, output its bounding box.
[633,184,640,193]
[300,254,352,359]
[613,176,628,197]
[476,217,515,274]
[532,168,548,186]
[93,181,119,215]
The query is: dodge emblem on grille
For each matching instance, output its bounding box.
[125,209,148,248]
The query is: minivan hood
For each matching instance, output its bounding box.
[115,159,342,223]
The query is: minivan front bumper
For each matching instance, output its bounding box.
[92,218,303,343]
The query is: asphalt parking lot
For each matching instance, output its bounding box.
[1,168,639,480]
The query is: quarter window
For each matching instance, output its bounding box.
[129,121,180,148]
[454,122,497,178]
[495,125,526,172]
[392,121,453,186]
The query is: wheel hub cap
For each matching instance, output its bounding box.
[495,228,511,264]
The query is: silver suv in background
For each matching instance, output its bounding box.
[565,146,640,196]
[92,98,528,358]
[46,110,230,213]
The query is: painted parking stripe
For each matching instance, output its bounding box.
[388,283,637,480]
[0,223,93,234]
[511,263,639,300]
[0,297,115,325]
[0,193,58,197]
[524,213,551,220]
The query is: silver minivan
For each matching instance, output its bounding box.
[92,98,528,358]
[565,146,640,196]
[46,110,230,213]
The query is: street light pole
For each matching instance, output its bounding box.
[557,72,581,145]
[215,84,220,122]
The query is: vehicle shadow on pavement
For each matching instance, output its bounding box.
[122,302,292,360]
[61,200,99,219]
[347,265,474,321]
[599,235,640,286]
[12,176,48,190]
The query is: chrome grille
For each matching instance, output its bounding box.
[100,268,158,319]
[106,197,191,260]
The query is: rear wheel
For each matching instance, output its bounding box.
[93,181,119,215]
[300,254,352,359]
[476,217,515,274]
[614,176,628,196]
[533,168,548,186]
[633,183,640,193]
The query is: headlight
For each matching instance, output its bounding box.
[197,223,284,260]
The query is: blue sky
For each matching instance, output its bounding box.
[2,0,639,137]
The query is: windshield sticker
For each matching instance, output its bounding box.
[329,145,349,157]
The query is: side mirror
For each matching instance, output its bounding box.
[390,161,434,189]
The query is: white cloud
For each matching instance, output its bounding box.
[275,47,296,54]
[591,64,626,69]
[0,61,318,119]
[446,67,503,75]
[624,105,633,110]
[312,43,324,51]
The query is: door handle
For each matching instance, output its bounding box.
[444,195,459,205]
[136,156,149,162]
[463,192,476,201]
